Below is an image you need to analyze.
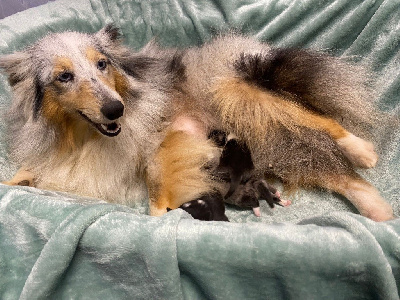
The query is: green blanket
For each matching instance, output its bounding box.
[0,0,399,299]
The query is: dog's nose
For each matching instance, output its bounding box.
[101,100,124,120]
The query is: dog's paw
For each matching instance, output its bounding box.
[2,180,32,186]
[337,134,378,168]
[2,169,35,187]
[149,203,168,217]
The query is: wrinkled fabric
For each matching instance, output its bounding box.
[0,0,399,299]
[0,186,399,299]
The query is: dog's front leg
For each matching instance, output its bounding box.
[2,168,35,187]
[147,119,219,217]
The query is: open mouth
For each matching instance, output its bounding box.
[78,111,121,137]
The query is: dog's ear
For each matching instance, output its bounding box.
[96,24,122,44]
[0,50,44,119]
[0,50,33,86]
[104,24,121,41]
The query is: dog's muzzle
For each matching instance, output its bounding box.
[79,100,124,137]
[101,100,124,121]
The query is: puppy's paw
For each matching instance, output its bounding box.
[276,198,292,207]
[226,179,289,217]
[337,134,378,168]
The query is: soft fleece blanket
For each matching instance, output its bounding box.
[0,0,399,299]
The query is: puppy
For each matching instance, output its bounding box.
[215,133,255,199]
[209,130,290,217]
[0,25,393,221]
[225,178,291,217]
[167,191,229,221]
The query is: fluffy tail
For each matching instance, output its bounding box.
[233,49,378,135]
[210,49,376,189]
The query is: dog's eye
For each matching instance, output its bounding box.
[97,59,107,71]
[57,72,74,83]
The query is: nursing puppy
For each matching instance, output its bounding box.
[167,191,229,221]
[209,130,289,217]
[208,130,255,199]
[0,25,394,221]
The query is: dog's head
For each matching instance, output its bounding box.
[0,25,129,137]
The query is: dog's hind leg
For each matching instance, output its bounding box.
[223,50,379,169]
[2,168,35,187]
[295,112,379,169]
[321,174,394,222]
[292,112,379,169]
[212,78,378,169]
[212,78,392,220]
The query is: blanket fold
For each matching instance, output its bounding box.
[177,214,400,300]
[19,204,132,300]
[1,187,399,299]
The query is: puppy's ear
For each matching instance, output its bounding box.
[0,51,33,86]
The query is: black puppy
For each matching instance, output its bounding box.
[167,191,229,221]
[218,136,254,199]
[210,130,290,216]
[170,131,290,221]
[224,177,291,216]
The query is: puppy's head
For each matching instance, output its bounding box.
[0,25,129,137]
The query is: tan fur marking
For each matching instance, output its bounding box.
[321,174,394,221]
[86,47,114,86]
[112,66,129,98]
[43,82,101,117]
[213,78,349,144]
[42,88,68,123]
[42,85,100,153]
[53,56,74,79]
[2,168,35,187]
[85,47,107,64]
[147,130,219,216]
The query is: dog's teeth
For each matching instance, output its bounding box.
[100,123,120,133]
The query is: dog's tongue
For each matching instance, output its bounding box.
[107,123,119,132]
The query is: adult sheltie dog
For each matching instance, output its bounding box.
[0,25,394,221]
